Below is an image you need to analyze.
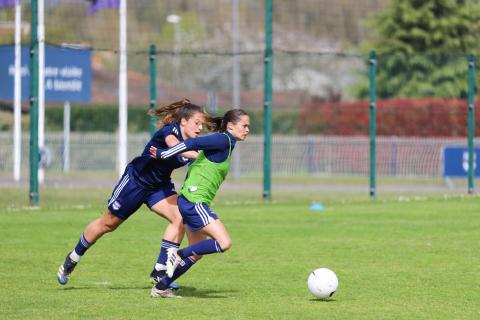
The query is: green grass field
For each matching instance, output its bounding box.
[1,187,479,319]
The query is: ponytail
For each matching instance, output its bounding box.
[206,109,248,132]
[148,98,203,128]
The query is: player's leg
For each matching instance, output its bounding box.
[165,198,229,277]
[57,172,144,285]
[147,190,185,283]
[57,209,124,285]
[151,229,205,298]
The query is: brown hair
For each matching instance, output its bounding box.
[207,109,249,132]
[148,98,204,128]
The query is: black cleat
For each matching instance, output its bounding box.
[150,268,166,284]
[57,253,77,285]
[150,268,180,290]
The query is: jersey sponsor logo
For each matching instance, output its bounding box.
[112,200,121,211]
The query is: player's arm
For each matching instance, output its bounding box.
[164,134,198,159]
[153,133,228,160]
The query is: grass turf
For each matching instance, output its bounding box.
[0,188,479,319]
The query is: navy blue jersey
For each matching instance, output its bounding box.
[129,122,191,189]
[159,131,236,163]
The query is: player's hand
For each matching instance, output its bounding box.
[149,146,158,158]
[149,146,165,159]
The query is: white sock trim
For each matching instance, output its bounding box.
[70,251,81,262]
[155,263,167,271]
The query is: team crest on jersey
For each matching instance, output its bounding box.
[112,200,121,211]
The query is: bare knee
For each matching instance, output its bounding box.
[102,221,119,233]
[218,239,232,252]
[170,213,183,227]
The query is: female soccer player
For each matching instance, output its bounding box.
[148,109,250,298]
[57,99,205,287]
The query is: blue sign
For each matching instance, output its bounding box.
[442,146,480,177]
[0,45,91,102]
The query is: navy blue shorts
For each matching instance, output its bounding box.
[177,195,218,231]
[107,170,177,220]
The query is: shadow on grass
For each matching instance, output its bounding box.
[58,284,151,290]
[58,285,237,299]
[177,286,238,299]
[309,298,336,302]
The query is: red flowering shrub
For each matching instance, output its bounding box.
[298,98,480,137]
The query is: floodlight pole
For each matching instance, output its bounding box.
[467,54,475,194]
[263,0,273,201]
[368,50,377,199]
[13,0,22,182]
[149,44,157,137]
[117,0,128,177]
[29,0,39,206]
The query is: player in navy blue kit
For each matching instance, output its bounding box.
[57,99,205,288]
[148,109,250,298]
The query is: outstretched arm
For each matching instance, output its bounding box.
[164,134,198,159]
[151,133,229,160]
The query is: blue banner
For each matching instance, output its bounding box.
[442,146,480,177]
[0,0,16,9]
[85,0,119,15]
[0,45,91,102]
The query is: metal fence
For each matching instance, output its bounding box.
[0,132,476,178]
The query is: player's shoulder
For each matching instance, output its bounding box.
[159,122,181,137]
[205,132,229,142]
[212,132,232,147]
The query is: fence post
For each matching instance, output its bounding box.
[29,0,39,206]
[467,54,475,194]
[263,0,273,201]
[369,50,377,199]
[149,44,157,136]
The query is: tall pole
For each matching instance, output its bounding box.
[29,0,39,206]
[13,0,22,181]
[63,101,70,172]
[166,14,181,88]
[38,0,45,183]
[467,54,475,194]
[117,0,128,176]
[263,0,273,200]
[369,50,377,199]
[232,0,240,109]
[149,44,157,137]
[232,0,241,180]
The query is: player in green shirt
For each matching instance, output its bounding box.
[149,109,250,298]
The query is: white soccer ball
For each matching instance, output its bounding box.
[307,268,338,299]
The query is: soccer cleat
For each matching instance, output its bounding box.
[165,248,182,278]
[150,268,165,284]
[149,268,180,290]
[57,253,77,285]
[150,286,182,298]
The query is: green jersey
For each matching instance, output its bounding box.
[180,133,232,205]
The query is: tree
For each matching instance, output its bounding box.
[353,0,480,98]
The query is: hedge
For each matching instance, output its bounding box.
[44,105,300,134]
[299,98,480,137]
